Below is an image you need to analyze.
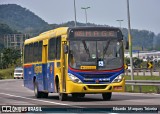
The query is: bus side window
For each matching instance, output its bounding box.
[38,41,42,62]
[28,43,34,63]
[24,45,28,63]
[56,37,61,60]
[48,38,56,60]
[33,42,38,62]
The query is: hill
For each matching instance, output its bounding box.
[0,23,18,35]
[0,4,51,33]
[121,28,155,50]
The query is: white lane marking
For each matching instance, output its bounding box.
[0,93,84,108]
[0,79,16,82]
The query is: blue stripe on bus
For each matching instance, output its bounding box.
[68,68,124,84]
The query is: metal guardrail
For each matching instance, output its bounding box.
[125,80,160,93]
[126,80,160,86]
[125,69,160,76]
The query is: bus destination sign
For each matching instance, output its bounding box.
[74,31,117,38]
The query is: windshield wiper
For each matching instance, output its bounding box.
[82,41,91,58]
[103,40,111,58]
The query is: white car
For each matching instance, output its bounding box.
[14,67,23,79]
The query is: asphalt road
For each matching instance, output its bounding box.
[0,79,160,113]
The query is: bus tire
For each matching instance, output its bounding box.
[102,92,112,101]
[41,92,48,98]
[72,93,78,98]
[79,93,85,98]
[57,82,67,101]
[34,82,42,98]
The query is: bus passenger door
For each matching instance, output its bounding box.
[61,41,67,93]
[42,44,49,91]
[43,41,54,92]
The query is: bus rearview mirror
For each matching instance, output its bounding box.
[125,41,129,50]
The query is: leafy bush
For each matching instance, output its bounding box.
[0,67,14,79]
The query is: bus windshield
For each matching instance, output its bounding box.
[69,39,123,70]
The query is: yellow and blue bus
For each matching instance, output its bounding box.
[23,27,125,101]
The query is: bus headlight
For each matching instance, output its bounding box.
[68,73,82,83]
[112,73,124,83]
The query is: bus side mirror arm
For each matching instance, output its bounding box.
[125,41,129,50]
[64,45,68,54]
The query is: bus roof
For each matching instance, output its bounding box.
[69,26,120,30]
[24,26,122,44]
[24,27,68,44]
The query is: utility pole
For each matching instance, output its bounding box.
[127,0,134,91]
[74,0,77,27]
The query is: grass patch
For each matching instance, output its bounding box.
[0,67,14,79]
[125,75,160,93]
[125,75,160,80]
[125,85,159,93]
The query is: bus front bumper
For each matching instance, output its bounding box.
[66,78,125,94]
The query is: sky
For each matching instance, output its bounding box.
[1,0,160,34]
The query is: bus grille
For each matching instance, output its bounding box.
[87,85,107,89]
[80,74,112,78]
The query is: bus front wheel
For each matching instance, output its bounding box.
[57,82,67,101]
[79,93,85,98]
[72,93,85,98]
[102,92,112,101]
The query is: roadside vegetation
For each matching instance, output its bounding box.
[125,75,160,80]
[0,48,21,69]
[0,48,21,79]
[0,67,14,79]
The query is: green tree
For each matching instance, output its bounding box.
[0,48,21,69]
[124,57,130,65]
